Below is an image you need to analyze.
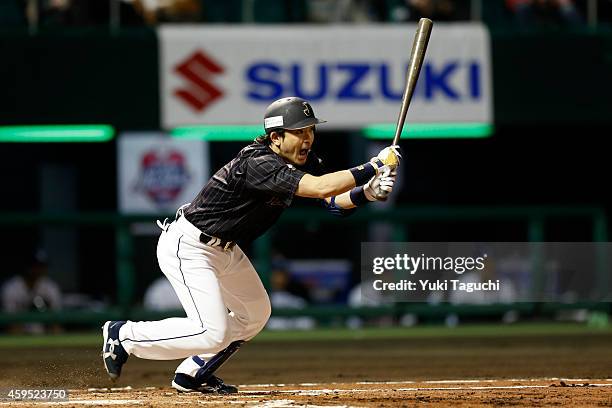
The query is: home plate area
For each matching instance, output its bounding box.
[4,379,610,407]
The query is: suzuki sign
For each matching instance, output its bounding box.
[160,25,492,129]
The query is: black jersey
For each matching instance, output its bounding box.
[184,141,324,243]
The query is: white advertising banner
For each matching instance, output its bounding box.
[118,133,208,214]
[159,24,492,129]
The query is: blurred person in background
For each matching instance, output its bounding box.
[130,0,203,24]
[143,276,182,311]
[308,0,388,23]
[444,249,519,326]
[346,280,396,328]
[1,249,62,334]
[269,257,312,304]
[267,260,316,330]
[391,0,465,22]
[36,0,71,26]
[505,0,583,27]
[24,0,146,27]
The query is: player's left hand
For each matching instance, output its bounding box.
[364,167,397,201]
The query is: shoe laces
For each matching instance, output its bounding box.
[205,375,224,387]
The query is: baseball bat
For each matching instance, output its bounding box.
[392,18,433,146]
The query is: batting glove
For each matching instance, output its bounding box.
[364,167,397,201]
[375,145,402,169]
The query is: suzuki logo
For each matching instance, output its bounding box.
[174,50,224,112]
[246,61,481,102]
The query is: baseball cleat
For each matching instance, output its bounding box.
[172,373,238,394]
[101,320,128,381]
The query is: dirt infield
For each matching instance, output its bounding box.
[0,327,611,406]
[2,380,612,407]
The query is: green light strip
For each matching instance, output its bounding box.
[363,123,493,139]
[0,125,115,142]
[171,125,262,141]
[172,123,493,141]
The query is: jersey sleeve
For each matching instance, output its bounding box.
[245,155,306,205]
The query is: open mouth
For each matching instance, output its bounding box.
[298,148,309,158]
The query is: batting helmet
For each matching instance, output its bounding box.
[263,97,326,133]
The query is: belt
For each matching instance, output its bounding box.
[172,204,236,251]
[199,232,236,251]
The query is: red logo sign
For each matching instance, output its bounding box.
[136,150,190,206]
[174,51,224,112]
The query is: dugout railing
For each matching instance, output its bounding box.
[0,205,609,326]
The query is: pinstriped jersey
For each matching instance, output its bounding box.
[184,141,323,243]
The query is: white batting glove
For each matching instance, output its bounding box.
[376,145,402,169]
[364,167,397,201]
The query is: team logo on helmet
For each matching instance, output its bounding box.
[302,102,311,117]
[135,149,191,206]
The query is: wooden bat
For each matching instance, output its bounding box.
[391,18,433,147]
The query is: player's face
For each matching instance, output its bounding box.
[277,126,315,166]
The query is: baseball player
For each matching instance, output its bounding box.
[102,97,401,394]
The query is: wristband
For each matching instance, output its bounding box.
[349,186,370,206]
[323,197,357,217]
[349,159,384,186]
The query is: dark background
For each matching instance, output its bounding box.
[0,27,610,300]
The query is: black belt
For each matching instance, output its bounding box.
[200,232,236,251]
[176,211,236,251]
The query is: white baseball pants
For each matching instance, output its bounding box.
[119,215,271,366]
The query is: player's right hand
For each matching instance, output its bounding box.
[364,167,397,201]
